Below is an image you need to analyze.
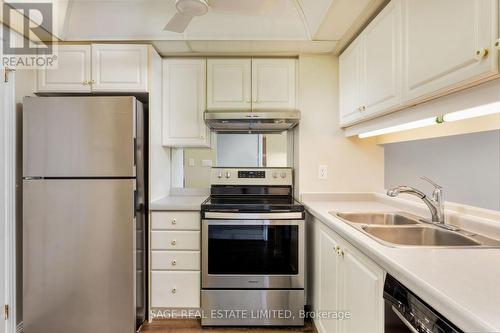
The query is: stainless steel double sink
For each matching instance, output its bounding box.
[331,212,500,248]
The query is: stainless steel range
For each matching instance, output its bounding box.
[201,167,305,326]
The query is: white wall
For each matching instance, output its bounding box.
[295,54,384,196]
[149,49,171,201]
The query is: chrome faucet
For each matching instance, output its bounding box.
[387,177,445,224]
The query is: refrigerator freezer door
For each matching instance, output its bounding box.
[23,179,135,333]
[23,96,136,178]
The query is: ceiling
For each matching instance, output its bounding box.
[5,0,387,55]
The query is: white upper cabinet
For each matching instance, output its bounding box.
[36,45,92,93]
[91,44,148,92]
[362,0,402,117]
[339,38,363,126]
[340,0,402,126]
[251,59,296,109]
[36,44,149,93]
[339,0,499,128]
[162,59,209,147]
[207,59,252,110]
[402,0,498,102]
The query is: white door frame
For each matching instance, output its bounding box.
[2,69,17,333]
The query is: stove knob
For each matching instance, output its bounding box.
[272,172,278,178]
[225,172,231,179]
[217,172,223,179]
[280,172,287,178]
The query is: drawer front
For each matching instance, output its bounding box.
[151,251,200,270]
[151,271,200,308]
[151,231,200,250]
[151,212,200,230]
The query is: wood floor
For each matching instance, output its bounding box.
[142,319,317,333]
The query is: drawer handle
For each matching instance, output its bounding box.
[171,260,177,266]
[171,219,177,225]
[171,288,177,294]
[171,240,177,246]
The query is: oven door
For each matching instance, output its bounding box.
[202,219,304,289]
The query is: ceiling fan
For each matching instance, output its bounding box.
[164,0,283,33]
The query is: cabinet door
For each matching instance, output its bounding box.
[251,59,296,109]
[341,244,384,333]
[339,38,363,126]
[362,0,402,117]
[402,0,498,102]
[36,45,91,93]
[91,44,148,92]
[207,59,252,110]
[151,271,200,308]
[317,225,341,333]
[162,59,209,147]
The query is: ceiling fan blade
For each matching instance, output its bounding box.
[164,12,194,33]
[208,0,284,16]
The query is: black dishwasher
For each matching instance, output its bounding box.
[384,274,463,333]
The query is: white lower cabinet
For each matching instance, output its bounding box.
[151,231,200,250]
[151,251,200,270]
[151,271,200,308]
[150,211,201,310]
[312,219,385,333]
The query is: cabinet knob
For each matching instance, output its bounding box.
[171,288,177,294]
[495,39,500,50]
[91,79,96,84]
[334,245,344,256]
[82,80,89,85]
[171,240,177,246]
[475,48,489,60]
[171,219,177,225]
[171,260,177,266]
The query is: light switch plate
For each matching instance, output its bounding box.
[318,165,328,179]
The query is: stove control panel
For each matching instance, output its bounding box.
[238,171,265,178]
[211,168,293,186]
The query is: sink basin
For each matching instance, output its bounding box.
[335,212,420,225]
[361,225,481,247]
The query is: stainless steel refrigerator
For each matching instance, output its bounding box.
[22,96,147,333]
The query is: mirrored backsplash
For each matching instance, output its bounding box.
[172,132,293,188]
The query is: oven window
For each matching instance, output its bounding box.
[208,224,299,275]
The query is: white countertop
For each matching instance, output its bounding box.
[150,195,208,211]
[302,193,500,332]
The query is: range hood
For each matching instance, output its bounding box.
[204,110,300,133]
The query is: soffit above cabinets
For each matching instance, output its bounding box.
[152,40,337,56]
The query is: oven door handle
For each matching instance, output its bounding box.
[203,212,303,220]
[391,306,418,333]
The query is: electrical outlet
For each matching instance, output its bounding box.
[188,158,195,167]
[319,165,328,179]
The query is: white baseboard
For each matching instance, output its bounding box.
[16,322,23,333]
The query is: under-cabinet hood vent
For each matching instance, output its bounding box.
[204,110,300,133]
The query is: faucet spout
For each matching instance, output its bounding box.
[387,183,444,224]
